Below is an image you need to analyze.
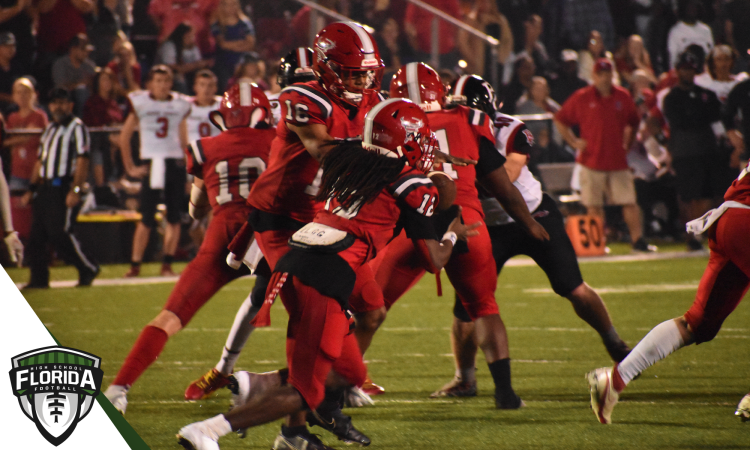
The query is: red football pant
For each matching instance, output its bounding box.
[165,206,250,325]
[280,242,369,409]
[254,229,296,271]
[684,208,750,343]
[354,207,499,320]
[114,205,249,387]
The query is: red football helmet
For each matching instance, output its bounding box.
[362,98,437,173]
[390,62,445,112]
[313,21,384,106]
[209,82,271,130]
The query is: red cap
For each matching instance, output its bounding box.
[593,58,613,73]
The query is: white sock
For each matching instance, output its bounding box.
[204,414,232,437]
[215,294,259,375]
[455,366,476,384]
[617,319,686,385]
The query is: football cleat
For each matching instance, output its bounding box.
[176,422,221,450]
[344,386,375,408]
[161,263,177,277]
[494,391,526,410]
[736,393,750,422]
[185,369,232,400]
[123,265,140,278]
[104,385,128,414]
[273,428,335,450]
[360,377,385,396]
[307,408,371,446]
[430,377,478,398]
[586,367,619,424]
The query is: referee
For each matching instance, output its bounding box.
[22,88,99,288]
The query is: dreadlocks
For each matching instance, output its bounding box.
[316,140,406,211]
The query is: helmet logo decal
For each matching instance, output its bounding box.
[317,38,336,53]
[400,116,424,141]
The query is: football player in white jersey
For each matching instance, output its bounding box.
[120,65,191,277]
[432,75,632,398]
[186,69,222,142]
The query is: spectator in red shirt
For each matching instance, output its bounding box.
[4,77,47,190]
[404,0,469,70]
[148,0,218,57]
[555,58,655,252]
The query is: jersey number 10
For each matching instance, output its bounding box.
[214,157,267,205]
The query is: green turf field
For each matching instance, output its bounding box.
[8,252,750,449]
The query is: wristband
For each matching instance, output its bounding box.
[71,186,82,195]
[441,231,457,247]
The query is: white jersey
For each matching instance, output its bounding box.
[186,96,222,143]
[482,112,542,226]
[266,91,281,126]
[694,72,749,103]
[129,90,191,159]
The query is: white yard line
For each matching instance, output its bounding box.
[524,283,701,295]
[15,251,708,290]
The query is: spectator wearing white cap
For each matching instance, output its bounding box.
[550,49,588,105]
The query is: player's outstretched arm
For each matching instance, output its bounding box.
[479,166,549,241]
[287,123,336,162]
[419,206,480,271]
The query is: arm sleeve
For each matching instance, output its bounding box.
[185,140,205,178]
[279,88,330,127]
[74,124,90,156]
[506,123,534,155]
[475,136,508,178]
[400,207,439,241]
[555,94,578,127]
[389,172,438,216]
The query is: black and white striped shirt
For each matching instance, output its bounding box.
[38,116,90,180]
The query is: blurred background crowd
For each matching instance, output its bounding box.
[0,0,748,263]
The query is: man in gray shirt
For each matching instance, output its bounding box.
[51,33,96,115]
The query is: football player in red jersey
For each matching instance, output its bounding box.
[247,21,386,273]
[587,165,750,424]
[104,83,275,415]
[183,48,318,403]
[349,63,549,409]
[177,99,479,450]
[432,75,632,399]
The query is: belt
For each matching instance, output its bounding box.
[41,177,72,187]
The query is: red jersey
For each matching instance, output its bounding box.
[315,166,438,259]
[555,85,640,171]
[428,106,497,215]
[724,166,750,206]
[6,109,47,180]
[249,81,383,223]
[186,127,275,213]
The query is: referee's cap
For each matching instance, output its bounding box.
[49,88,73,102]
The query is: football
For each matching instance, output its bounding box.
[428,171,456,212]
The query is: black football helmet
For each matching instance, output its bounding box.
[448,75,498,116]
[277,47,316,89]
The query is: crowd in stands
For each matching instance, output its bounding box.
[0,0,748,258]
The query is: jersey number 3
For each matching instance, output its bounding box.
[215,157,267,205]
